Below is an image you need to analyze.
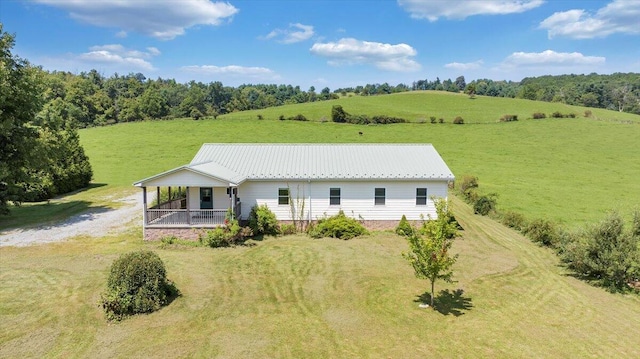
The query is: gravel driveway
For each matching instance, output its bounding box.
[0,193,143,247]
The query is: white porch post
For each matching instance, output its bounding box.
[231,187,236,218]
[142,186,147,238]
[186,186,191,225]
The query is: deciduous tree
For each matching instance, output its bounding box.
[403,199,459,308]
[0,25,44,213]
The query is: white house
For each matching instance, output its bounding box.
[134,143,454,240]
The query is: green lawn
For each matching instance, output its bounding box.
[1,197,638,358]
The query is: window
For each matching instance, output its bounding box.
[278,188,289,205]
[330,188,341,205]
[416,188,427,205]
[374,188,385,205]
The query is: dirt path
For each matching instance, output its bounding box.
[0,193,143,247]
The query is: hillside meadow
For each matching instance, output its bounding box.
[1,197,639,358]
[70,92,640,228]
[2,91,639,231]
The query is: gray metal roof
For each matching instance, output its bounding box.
[187,143,454,182]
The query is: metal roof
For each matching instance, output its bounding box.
[186,143,454,182]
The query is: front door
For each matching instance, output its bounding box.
[200,187,213,209]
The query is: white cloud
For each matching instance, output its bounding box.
[33,0,238,40]
[181,65,279,79]
[540,0,640,39]
[115,30,127,38]
[398,0,544,21]
[310,38,421,72]
[264,23,315,44]
[146,47,161,57]
[445,60,484,70]
[78,44,161,71]
[502,50,605,67]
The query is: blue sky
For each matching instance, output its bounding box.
[2,0,639,89]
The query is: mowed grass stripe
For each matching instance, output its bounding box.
[452,196,640,358]
[1,197,640,357]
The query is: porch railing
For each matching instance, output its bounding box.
[145,205,241,227]
[151,197,186,210]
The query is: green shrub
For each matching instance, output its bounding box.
[160,235,177,245]
[500,114,518,122]
[248,204,280,236]
[458,175,479,202]
[551,111,564,118]
[395,215,413,236]
[438,118,445,123]
[500,211,527,231]
[289,114,308,121]
[101,250,179,321]
[331,105,406,125]
[202,227,231,248]
[430,116,437,124]
[280,223,297,235]
[559,210,640,291]
[473,194,497,216]
[453,116,464,124]
[584,110,593,118]
[524,218,558,247]
[532,112,546,119]
[370,115,407,124]
[331,105,348,123]
[308,210,368,240]
[201,220,252,247]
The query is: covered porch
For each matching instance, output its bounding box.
[134,166,243,229]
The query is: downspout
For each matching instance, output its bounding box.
[307,179,312,227]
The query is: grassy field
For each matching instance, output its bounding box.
[66,91,640,228]
[2,92,639,232]
[1,197,639,358]
[223,91,640,125]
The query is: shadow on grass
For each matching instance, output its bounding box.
[53,182,108,198]
[0,201,112,231]
[415,289,473,316]
[1,183,111,231]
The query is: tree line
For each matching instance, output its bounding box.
[36,68,639,133]
[38,70,341,128]
[1,26,92,214]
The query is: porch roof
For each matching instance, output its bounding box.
[133,165,242,187]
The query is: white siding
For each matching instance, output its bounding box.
[213,187,230,210]
[187,187,199,210]
[187,186,232,210]
[237,180,448,221]
[238,181,309,221]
